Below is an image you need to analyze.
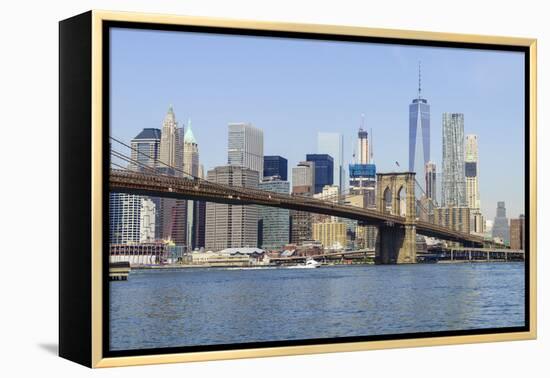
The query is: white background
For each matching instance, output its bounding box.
[0,0,548,376]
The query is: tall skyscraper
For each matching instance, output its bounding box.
[317,132,345,190]
[442,112,466,207]
[356,127,369,164]
[175,127,184,173]
[259,178,290,251]
[465,135,480,209]
[110,128,161,245]
[425,161,437,202]
[291,161,315,245]
[139,198,156,242]
[345,193,377,249]
[348,163,376,206]
[109,194,156,244]
[306,154,334,194]
[130,128,161,171]
[409,64,430,192]
[193,164,206,250]
[465,134,484,234]
[159,106,183,173]
[492,201,510,244]
[312,222,347,250]
[433,206,471,234]
[169,200,187,246]
[263,155,288,180]
[183,120,200,251]
[183,120,199,177]
[313,185,340,223]
[420,161,438,223]
[349,126,376,207]
[205,166,259,251]
[228,123,264,175]
[314,185,340,201]
[158,106,186,245]
[292,161,315,195]
[510,214,525,250]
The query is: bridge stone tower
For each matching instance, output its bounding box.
[375,172,417,264]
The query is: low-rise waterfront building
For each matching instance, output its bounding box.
[190,251,251,266]
[190,247,266,266]
[296,240,323,256]
[109,242,185,266]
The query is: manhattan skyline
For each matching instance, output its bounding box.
[110,28,525,220]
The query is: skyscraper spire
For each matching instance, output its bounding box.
[418,61,422,99]
[160,104,179,169]
[184,118,197,144]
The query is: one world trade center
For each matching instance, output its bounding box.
[408,63,430,194]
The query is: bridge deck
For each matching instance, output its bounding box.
[109,169,490,246]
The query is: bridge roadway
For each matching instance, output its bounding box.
[109,169,487,246]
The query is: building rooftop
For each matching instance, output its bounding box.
[306,153,334,162]
[133,128,161,140]
[219,247,265,255]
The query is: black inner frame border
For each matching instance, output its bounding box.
[102,19,531,359]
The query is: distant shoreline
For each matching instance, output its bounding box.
[125,260,522,271]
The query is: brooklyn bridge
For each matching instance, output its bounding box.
[110,167,499,264]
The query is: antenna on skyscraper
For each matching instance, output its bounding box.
[418,61,422,99]
[360,113,365,130]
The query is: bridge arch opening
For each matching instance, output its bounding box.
[383,187,392,213]
[397,185,407,217]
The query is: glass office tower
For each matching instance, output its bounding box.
[409,66,430,193]
[317,132,344,191]
[306,154,334,194]
[263,155,288,180]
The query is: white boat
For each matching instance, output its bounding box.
[287,258,321,269]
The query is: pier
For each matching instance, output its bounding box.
[438,247,524,262]
[109,261,131,281]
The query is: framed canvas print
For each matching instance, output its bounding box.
[59,10,537,368]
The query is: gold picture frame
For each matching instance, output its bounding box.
[59,10,537,368]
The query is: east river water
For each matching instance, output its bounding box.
[109,263,525,351]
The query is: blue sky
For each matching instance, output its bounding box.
[110,28,525,220]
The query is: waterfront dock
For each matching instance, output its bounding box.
[109,261,131,281]
[438,247,524,262]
